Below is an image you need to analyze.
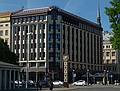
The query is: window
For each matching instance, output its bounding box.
[5,30,8,35]
[5,24,8,26]
[23,63,26,67]
[43,24,45,29]
[56,43,60,50]
[48,33,53,41]
[112,52,115,56]
[38,62,45,67]
[112,59,116,64]
[103,46,104,48]
[5,38,9,44]
[31,16,36,21]
[30,62,36,67]
[106,45,110,48]
[0,30,3,36]
[56,34,60,41]
[106,52,110,56]
[106,60,109,64]
[0,25,3,27]
[49,43,53,49]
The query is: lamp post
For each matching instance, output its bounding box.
[72,69,75,83]
[107,70,109,85]
[26,32,32,88]
[87,69,89,86]
[103,70,106,85]
[110,75,113,84]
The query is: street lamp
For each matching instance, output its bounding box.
[72,69,75,83]
[103,70,106,85]
[72,69,76,83]
[110,75,113,84]
[107,70,109,85]
[87,69,89,86]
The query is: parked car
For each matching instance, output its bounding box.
[72,80,86,86]
[28,80,35,87]
[38,80,49,87]
[15,80,22,87]
[53,81,63,86]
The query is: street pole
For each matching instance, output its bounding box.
[107,70,109,85]
[103,70,106,85]
[72,70,75,83]
[87,69,89,86]
[110,75,113,84]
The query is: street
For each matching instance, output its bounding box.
[69,87,120,91]
[2,85,120,91]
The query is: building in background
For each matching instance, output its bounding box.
[0,12,11,47]
[103,31,120,81]
[11,6,103,82]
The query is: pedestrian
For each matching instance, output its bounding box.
[39,80,42,90]
[36,81,39,91]
[49,81,53,91]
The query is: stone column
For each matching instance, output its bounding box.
[9,70,11,90]
[13,70,15,89]
[0,70,1,90]
[18,71,20,88]
[4,70,7,90]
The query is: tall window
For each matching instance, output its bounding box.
[106,52,110,56]
[0,30,3,36]
[5,38,9,44]
[5,30,8,35]
[112,52,115,56]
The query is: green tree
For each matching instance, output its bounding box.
[0,38,18,65]
[105,0,120,49]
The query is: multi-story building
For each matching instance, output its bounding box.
[103,31,120,79]
[11,6,103,81]
[0,12,11,47]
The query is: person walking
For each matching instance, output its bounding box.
[39,80,42,90]
[49,81,53,91]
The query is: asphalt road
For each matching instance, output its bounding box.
[69,87,120,91]
[2,85,120,91]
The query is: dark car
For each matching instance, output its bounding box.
[39,80,48,87]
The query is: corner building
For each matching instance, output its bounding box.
[0,12,11,47]
[11,6,103,81]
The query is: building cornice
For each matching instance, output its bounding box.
[12,6,102,29]
[0,12,11,18]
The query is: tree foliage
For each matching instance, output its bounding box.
[105,0,120,49]
[0,38,18,65]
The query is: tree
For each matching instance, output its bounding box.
[105,0,120,49]
[0,38,18,65]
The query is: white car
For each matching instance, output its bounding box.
[15,80,22,87]
[53,81,63,86]
[72,80,86,86]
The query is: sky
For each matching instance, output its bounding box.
[0,0,111,31]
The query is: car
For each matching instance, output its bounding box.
[72,80,86,86]
[53,81,63,86]
[15,80,22,87]
[38,80,49,87]
[28,80,35,86]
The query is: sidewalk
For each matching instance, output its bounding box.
[3,84,120,91]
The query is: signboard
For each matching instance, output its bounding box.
[63,55,69,83]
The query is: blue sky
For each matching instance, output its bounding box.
[0,0,111,31]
